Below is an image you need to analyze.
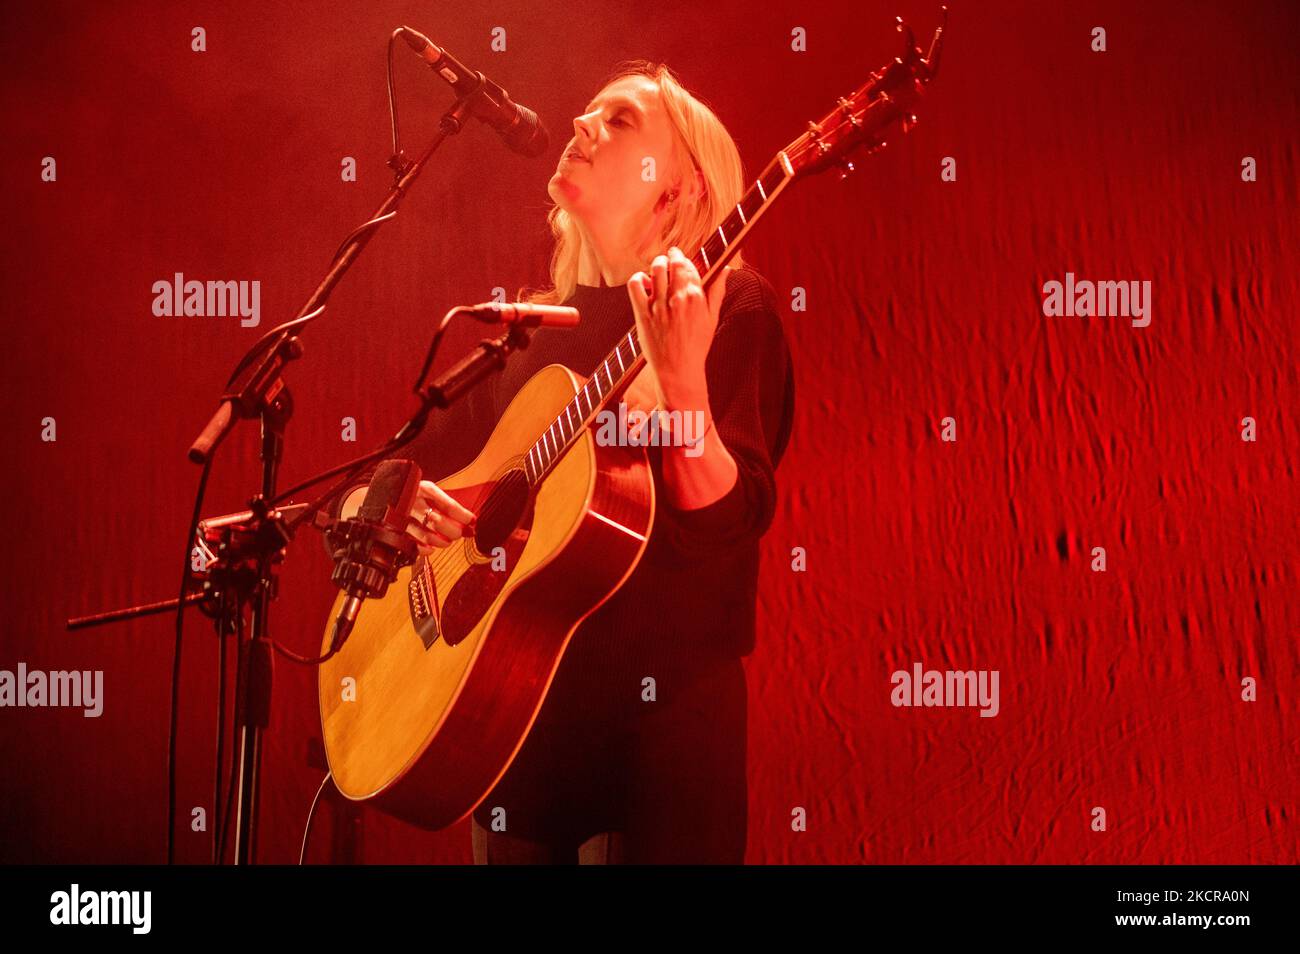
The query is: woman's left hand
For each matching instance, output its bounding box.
[628,247,729,409]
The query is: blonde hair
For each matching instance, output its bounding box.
[519,61,747,304]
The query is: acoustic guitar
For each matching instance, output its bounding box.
[317,14,946,830]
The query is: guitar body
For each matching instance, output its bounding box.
[317,363,654,831]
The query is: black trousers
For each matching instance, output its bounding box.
[471,656,748,864]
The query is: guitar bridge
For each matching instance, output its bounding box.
[407,559,443,650]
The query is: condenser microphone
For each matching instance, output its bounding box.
[327,459,422,650]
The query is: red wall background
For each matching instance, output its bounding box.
[2,0,1295,863]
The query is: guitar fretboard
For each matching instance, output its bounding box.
[522,152,794,484]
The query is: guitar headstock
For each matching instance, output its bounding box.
[785,7,948,181]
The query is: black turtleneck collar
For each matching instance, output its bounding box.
[566,281,633,308]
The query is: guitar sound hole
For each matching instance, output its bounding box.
[473,469,531,556]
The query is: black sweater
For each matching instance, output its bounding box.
[464,265,796,703]
[338,265,795,722]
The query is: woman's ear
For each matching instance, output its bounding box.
[692,167,708,202]
[668,167,707,205]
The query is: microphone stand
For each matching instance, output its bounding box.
[69,87,502,865]
[211,316,537,866]
[201,91,484,866]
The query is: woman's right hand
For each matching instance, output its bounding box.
[405,480,477,556]
[339,478,476,556]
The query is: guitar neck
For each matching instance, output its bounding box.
[523,152,796,484]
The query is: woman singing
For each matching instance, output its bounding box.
[378,61,794,863]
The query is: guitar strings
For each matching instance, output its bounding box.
[419,333,660,583]
[420,395,591,581]
[416,265,667,584]
[422,467,532,580]
[420,423,580,581]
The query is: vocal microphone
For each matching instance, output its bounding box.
[327,459,422,651]
[398,25,550,158]
[466,301,581,328]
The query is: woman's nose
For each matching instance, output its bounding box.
[573,112,595,142]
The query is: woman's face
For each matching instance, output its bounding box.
[549,75,683,235]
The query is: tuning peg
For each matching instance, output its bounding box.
[838,159,856,180]
[895,15,916,52]
[836,96,863,128]
[924,6,949,78]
